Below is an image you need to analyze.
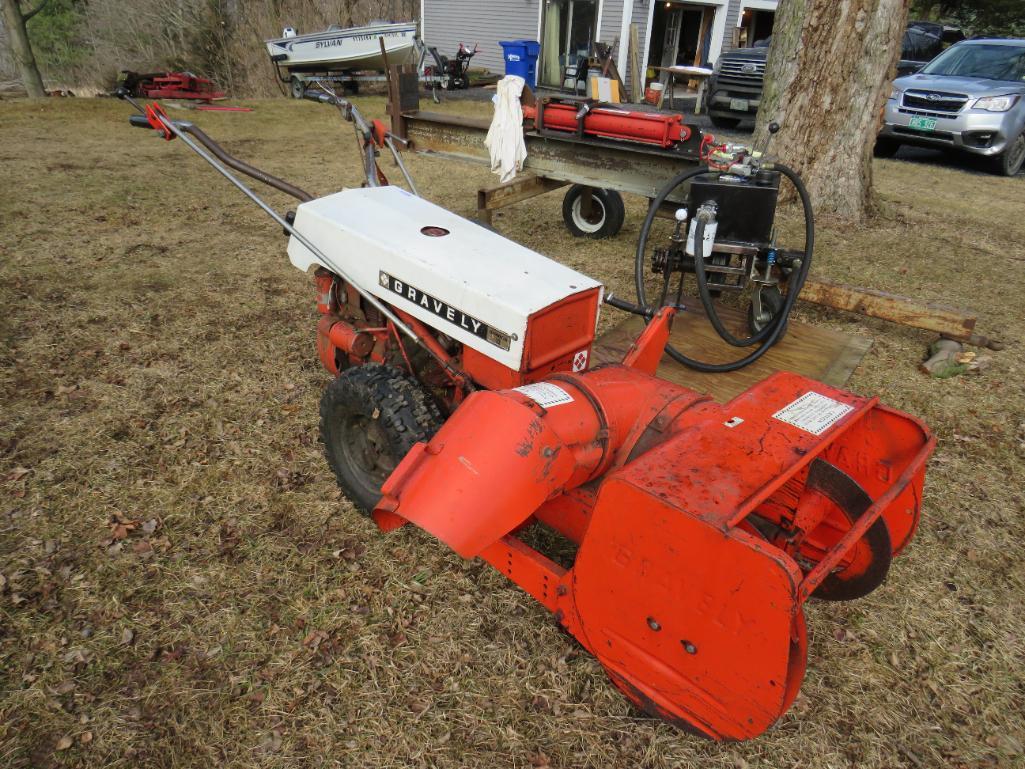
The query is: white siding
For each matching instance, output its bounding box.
[599,0,624,48]
[422,0,542,74]
[722,0,742,54]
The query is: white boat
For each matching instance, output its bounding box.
[266,21,419,73]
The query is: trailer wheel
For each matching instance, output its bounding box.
[320,364,444,513]
[290,76,305,99]
[562,186,625,238]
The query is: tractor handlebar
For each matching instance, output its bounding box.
[302,90,374,138]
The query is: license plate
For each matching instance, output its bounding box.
[908,115,937,131]
[729,98,749,112]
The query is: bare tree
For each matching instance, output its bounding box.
[753,0,909,222]
[1,0,48,97]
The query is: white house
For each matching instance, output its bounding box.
[421,0,777,90]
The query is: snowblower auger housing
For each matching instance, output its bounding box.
[118,91,933,741]
[375,363,933,740]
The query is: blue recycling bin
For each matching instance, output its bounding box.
[499,40,540,87]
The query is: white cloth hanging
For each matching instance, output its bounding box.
[485,75,528,183]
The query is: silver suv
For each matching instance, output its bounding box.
[878,39,1025,176]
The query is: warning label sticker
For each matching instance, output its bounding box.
[513,382,574,408]
[772,391,854,436]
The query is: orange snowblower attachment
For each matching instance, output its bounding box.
[373,325,933,740]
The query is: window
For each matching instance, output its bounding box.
[921,43,1025,82]
[539,0,598,88]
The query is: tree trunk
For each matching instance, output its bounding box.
[1,0,46,97]
[753,0,909,222]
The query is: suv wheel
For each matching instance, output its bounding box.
[710,115,742,130]
[990,132,1025,177]
[873,137,901,158]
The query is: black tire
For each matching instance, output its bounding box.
[747,284,787,340]
[320,364,444,513]
[561,185,626,238]
[873,137,901,158]
[709,115,742,130]
[290,76,305,99]
[989,131,1025,177]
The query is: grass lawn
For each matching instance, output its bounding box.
[1,95,1024,768]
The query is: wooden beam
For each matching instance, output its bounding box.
[629,23,642,103]
[798,278,977,340]
[476,175,568,224]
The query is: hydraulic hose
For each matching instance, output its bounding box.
[634,162,814,373]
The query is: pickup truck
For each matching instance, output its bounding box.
[705,22,963,130]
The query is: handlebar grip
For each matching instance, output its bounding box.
[302,91,334,104]
[604,295,654,318]
[129,114,153,129]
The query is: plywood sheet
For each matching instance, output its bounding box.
[593,299,873,403]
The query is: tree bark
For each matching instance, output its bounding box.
[753,0,909,222]
[1,0,46,97]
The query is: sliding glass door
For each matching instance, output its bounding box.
[538,0,598,89]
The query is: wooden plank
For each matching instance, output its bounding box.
[477,175,567,216]
[799,278,976,340]
[385,64,406,140]
[593,297,872,404]
[629,23,642,103]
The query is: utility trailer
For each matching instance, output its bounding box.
[389,78,712,238]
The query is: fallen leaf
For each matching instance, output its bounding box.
[528,751,551,767]
[55,736,73,751]
[79,731,92,745]
[142,519,158,535]
[303,630,329,650]
[120,628,135,645]
[4,466,30,483]
[131,540,153,556]
[63,648,90,665]
[262,728,283,753]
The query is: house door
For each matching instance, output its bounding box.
[658,8,684,72]
[649,2,719,72]
[538,0,598,88]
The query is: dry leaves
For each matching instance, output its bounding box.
[4,466,30,483]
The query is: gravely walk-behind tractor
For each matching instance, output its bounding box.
[118,88,934,740]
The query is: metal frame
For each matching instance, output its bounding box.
[399,109,700,224]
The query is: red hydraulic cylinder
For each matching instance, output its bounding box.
[523,102,692,149]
